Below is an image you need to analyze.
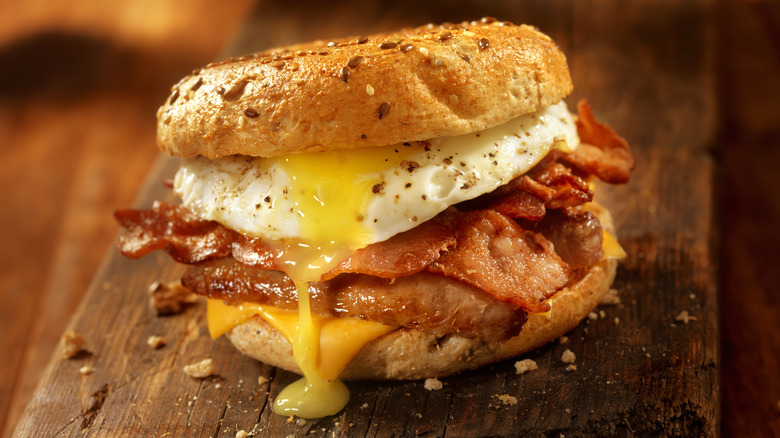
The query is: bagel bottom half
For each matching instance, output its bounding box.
[225,203,618,381]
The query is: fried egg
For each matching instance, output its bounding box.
[174,100,579,274]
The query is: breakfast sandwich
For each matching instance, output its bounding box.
[115,18,634,417]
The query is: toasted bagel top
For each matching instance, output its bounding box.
[157,19,572,159]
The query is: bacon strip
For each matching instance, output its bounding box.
[323,219,456,280]
[115,202,235,264]
[562,100,635,184]
[466,153,593,221]
[427,210,569,313]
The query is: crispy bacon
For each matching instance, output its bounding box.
[464,152,593,221]
[562,100,635,184]
[427,210,569,313]
[323,219,456,280]
[114,202,235,264]
[183,259,527,342]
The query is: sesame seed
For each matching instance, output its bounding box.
[292,78,305,85]
[244,108,259,118]
[419,47,429,56]
[357,35,369,44]
[281,53,294,60]
[460,53,471,62]
[379,41,397,49]
[399,43,414,52]
[481,16,497,24]
[377,101,391,119]
[439,31,453,41]
[271,60,285,69]
[347,55,364,68]
[463,30,476,37]
[223,78,250,100]
[216,86,225,95]
[169,89,179,104]
[366,84,375,96]
[289,62,299,72]
[431,58,443,66]
[478,38,490,50]
[340,67,350,83]
[449,94,459,105]
[327,41,338,47]
[238,115,246,128]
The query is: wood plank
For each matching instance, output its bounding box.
[12,0,720,436]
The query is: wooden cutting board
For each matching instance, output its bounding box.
[12,1,719,436]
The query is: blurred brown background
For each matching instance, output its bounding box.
[1,0,778,436]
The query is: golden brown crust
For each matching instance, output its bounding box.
[157,20,572,159]
[225,203,619,380]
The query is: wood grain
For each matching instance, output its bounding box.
[6,0,737,436]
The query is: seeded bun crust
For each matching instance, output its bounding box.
[157,19,572,159]
[225,203,618,381]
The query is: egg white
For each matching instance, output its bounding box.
[174,100,579,248]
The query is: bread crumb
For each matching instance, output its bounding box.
[558,336,569,344]
[258,376,269,385]
[599,310,606,319]
[600,288,621,305]
[424,378,443,391]
[235,430,248,438]
[514,359,538,375]
[147,335,165,349]
[587,312,598,321]
[675,310,697,324]
[689,293,696,300]
[614,317,620,325]
[79,365,94,375]
[566,364,578,372]
[498,394,517,406]
[183,358,216,378]
[561,349,576,364]
[148,280,198,315]
[61,331,88,359]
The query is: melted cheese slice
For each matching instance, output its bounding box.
[602,230,627,260]
[207,298,395,382]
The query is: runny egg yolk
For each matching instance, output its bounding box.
[271,148,401,417]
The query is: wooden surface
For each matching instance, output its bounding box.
[2,0,779,436]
